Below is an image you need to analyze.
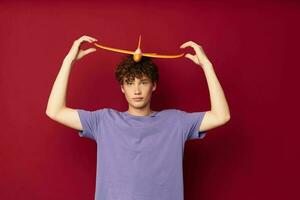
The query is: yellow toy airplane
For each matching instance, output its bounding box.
[93,34,184,62]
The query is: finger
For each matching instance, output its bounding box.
[185,53,198,63]
[78,35,98,43]
[81,35,97,41]
[185,53,194,60]
[180,41,191,49]
[180,41,198,49]
[84,48,97,55]
[182,42,204,59]
[84,35,98,42]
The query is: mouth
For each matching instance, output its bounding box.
[132,97,143,101]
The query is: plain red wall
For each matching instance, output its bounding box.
[0,1,298,200]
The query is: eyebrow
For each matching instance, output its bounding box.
[125,78,149,82]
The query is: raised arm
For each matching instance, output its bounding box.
[45,35,98,131]
[180,41,231,132]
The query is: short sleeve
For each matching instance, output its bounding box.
[77,109,104,141]
[177,110,207,141]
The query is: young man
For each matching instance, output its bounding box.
[46,35,230,200]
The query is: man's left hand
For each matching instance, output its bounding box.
[180,41,211,67]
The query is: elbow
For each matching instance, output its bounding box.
[221,114,231,124]
[46,111,53,119]
[46,109,56,119]
[211,110,231,126]
[225,114,231,123]
[216,113,230,125]
[46,107,66,119]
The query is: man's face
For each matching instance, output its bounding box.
[121,75,156,110]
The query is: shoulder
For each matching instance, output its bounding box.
[165,109,205,120]
[160,108,184,114]
[88,108,113,119]
[94,107,116,113]
[96,107,124,119]
[158,108,181,118]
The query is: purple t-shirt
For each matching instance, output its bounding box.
[77,108,207,200]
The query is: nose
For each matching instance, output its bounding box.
[134,85,141,95]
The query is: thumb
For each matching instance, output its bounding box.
[185,53,194,60]
[84,48,97,55]
[185,53,199,65]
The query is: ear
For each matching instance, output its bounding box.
[121,84,125,93]
[152,82,157,92]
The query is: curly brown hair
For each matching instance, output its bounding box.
[115,55,159,85]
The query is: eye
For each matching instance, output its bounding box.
[142,81,148,85]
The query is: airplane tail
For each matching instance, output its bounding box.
[138,34,141,49]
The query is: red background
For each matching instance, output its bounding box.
[0,1,298,200]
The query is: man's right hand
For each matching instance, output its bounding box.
[65,35,98,63]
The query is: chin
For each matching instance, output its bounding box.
[130,102,148,109]
[132,104,146,109]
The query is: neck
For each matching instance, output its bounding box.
[127,105,154,116]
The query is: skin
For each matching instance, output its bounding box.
[121,76,157,116]
[180,41,231,131]
[46,35,230,133]
[120,41,232,131]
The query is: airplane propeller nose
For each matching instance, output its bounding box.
[133,47,142,62]
[133,54,142,62]
[93,33,184,62]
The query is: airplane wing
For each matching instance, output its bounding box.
[94,43,135,55]
[94,42,185,59]
[142,52,184,58]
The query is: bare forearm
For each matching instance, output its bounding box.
[202,61,230,121]
[46,57,74,117]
